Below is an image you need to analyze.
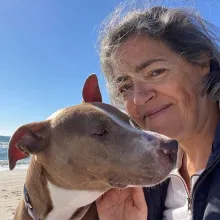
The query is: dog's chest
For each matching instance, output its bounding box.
[45,181,103,220]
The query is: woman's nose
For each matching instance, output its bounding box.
[133,81,156,105]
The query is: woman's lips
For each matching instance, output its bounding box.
[144,104,172,119]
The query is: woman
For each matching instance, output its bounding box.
[96,4,220,220]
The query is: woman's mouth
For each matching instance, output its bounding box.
[144,104,172,120]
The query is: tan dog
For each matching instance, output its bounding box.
[8,74,178,220]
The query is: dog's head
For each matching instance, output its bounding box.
[8,74,178,190]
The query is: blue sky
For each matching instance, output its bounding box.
[0,0,220,136]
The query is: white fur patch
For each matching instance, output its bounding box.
[46,180,105,220]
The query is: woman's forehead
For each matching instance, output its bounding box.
[111,35,179,72]
[114,35,172,57]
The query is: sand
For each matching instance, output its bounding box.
[0,169,27,220]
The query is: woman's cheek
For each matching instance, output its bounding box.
[124,100,143,125]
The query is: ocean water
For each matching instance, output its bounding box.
[0,137,30,171]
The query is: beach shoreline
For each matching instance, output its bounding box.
[0,169,27,220]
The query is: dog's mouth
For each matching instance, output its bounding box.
[108,178,128,188]
[108,168,175,188]
[108,175,158,188]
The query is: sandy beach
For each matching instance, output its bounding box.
[0,169,27,220]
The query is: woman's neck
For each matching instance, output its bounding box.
[179,103,219,181]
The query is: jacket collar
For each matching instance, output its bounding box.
[207,119,220,167]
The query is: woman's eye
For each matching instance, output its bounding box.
[93,129,109,137]
[119,84,132,93]
[150,69,167,76]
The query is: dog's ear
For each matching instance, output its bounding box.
[8,121,50,170]
[82,73,102,102]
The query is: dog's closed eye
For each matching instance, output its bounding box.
[92,129,109,137]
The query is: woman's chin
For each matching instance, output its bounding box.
[145,124,181,140]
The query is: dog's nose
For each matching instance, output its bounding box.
[159,139,178,161]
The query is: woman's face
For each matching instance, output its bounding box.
[112,35,210,141]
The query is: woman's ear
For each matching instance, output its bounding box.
[202,69,220,101]
[198,53,211,76]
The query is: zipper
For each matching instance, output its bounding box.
[170,172,190,193]
[169,172,191,210]
[187,197,192,210]
[168,153,220,219]
[170,161,217,215]
[186,173,201,211]
[189,154,220,219]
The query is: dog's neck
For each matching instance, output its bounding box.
[24,159,104,220]
[25,159,53,219]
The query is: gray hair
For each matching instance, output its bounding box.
[98,3,220,108]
